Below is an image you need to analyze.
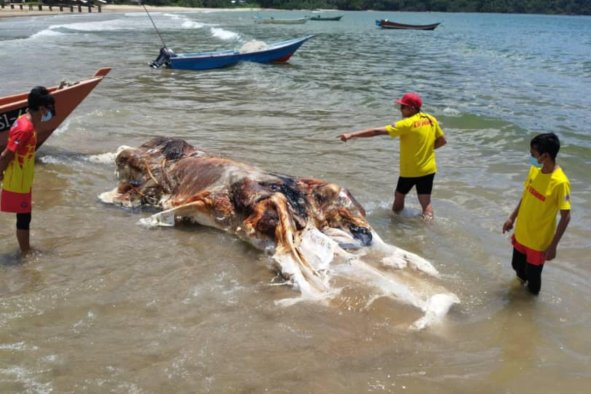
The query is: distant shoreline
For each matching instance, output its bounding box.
[0,4,259,19]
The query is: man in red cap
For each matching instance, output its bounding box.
[338,92,446,220]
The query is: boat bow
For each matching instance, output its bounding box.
[0,67,111,150]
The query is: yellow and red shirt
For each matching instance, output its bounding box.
[514,165,571,254]
[385,112,444,177]
[1,115,37,213]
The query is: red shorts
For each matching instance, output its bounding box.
[1,189,32,213]
[512,235,545,266]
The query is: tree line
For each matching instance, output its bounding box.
[130,0,591,15]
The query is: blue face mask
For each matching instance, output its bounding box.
[529,155,542,168]
[41,111,53,122]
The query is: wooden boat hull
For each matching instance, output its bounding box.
[376,19,440,30]
[152,36,314,71]
[0,67,111,150]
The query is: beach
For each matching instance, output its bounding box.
[0,4,254,18]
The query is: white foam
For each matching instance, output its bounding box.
[210,27,240,41]
[0,341,27,351]
[443,107,461,116]
[38,155,62,165]
[410,293,460,330]
[182,20,206,29]
[87,152,118,164]
[138,210,176,227]
[0,366,53,393]
[29,28,65,39]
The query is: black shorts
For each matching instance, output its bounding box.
[16,212,32,230]
[395,173,435,195]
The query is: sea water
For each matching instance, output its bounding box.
[1,10,590,393]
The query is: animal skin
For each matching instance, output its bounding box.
[100,137,458,329]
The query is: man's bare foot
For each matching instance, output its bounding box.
[422,213,434,223]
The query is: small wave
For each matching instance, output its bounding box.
[28,28,66,39]
[51,119,70,136]
[182,20,205,29]
[88,146,132,165]
[163,12,183,20]
[38,148,123,166]
[442,107,461,116]
[87,152,118,164]
[124,12,153,17]
[210,27,240,41]
[161,13,204,29]
[38,155,67,165]
[57,19,143,32]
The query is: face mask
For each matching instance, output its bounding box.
[529,155,542,168]
[41,111,53,122]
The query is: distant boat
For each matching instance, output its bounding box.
[254,17,307,25]
[150,36,314,71]
[376,19,440,30]
[308,15,343,21]
[0,67,111,151]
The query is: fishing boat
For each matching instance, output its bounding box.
[308,15,343,21]
[376,19,441,30]
[254,17,307,25]
[150,36,314,71]
[0,67,111,151]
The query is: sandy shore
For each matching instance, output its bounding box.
[0,4,258,19]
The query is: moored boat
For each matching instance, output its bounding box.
[308,15,343,21]
[0,67,111,151]
[254,17,307,24]
[150,36,314,71]
[376,19,440,30]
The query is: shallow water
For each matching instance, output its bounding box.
[1,10,590,393]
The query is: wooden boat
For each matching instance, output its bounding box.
[376,19,440,30]
[308,15,343,21]
[150,36,314,71]
[254,17,307,25]
[0,67,111,151]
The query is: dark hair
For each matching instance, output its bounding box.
[28,86,55,112]
[531,132,560,160]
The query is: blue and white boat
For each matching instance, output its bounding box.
[150,36,314,71]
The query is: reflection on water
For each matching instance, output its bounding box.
[0,9,590,393]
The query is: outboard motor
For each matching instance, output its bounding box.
[150,47,176,69]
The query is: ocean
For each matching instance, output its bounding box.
[1,9,590,393]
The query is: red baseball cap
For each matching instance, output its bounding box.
[395,92,422,109]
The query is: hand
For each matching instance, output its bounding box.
[339,133,350,142]
[502,218,514,234]
[544,244,557,261]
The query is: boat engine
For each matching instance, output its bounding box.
[150,47,176,69]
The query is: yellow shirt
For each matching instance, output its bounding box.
[385,112,444,177]
[515,166,571,252]
[2,115,37,194]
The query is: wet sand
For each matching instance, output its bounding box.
[0,4,257,19]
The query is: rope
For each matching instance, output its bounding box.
[142,3,167,48]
